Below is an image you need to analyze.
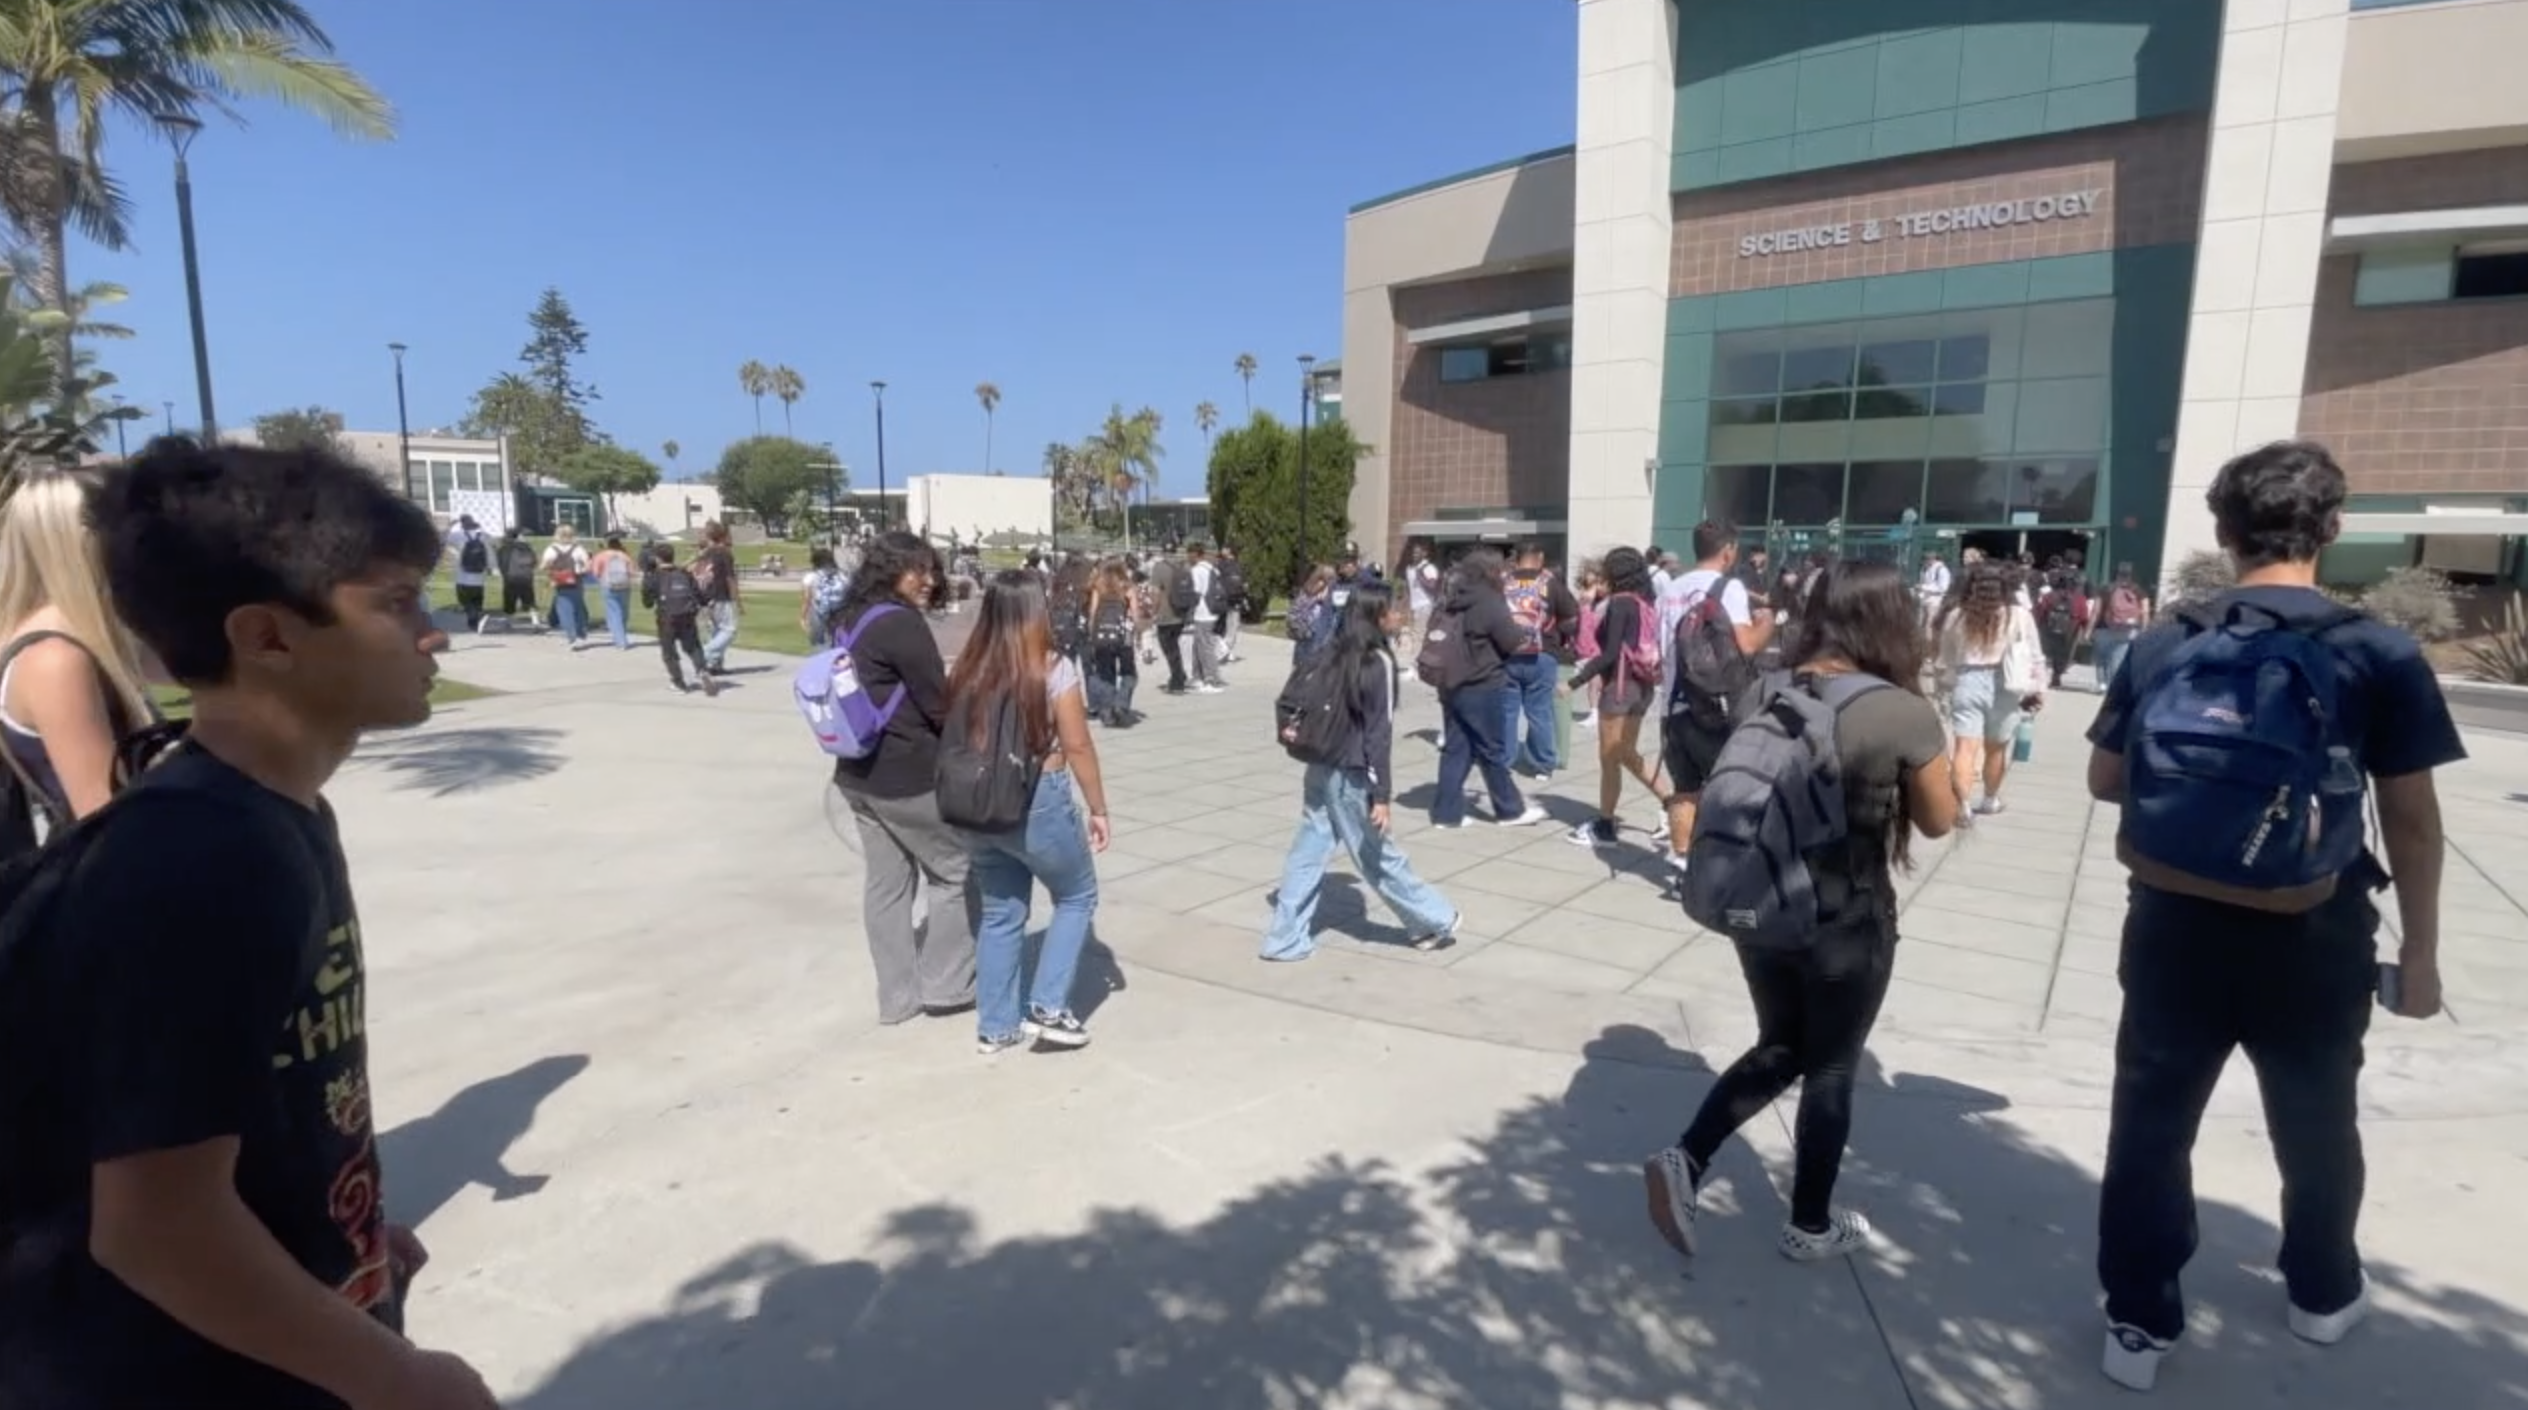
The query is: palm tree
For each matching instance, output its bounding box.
[1195,400,1219,455]
[738,360,771,433]
[1234,353,1258,414]
[770,364,805,435]
[662,439,681,476]
[1083,405,1164,551]
[974,380,1000,474]
[0,1,393,389]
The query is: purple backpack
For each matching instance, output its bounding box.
[793,604,905,759]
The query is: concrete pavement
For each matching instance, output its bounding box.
[351,629,2528,1407]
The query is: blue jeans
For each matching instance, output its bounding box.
[1262,765,1456,960]
[602,586,632,649]
[1435,682,1526,825]
[2093,625,2138,691]
[554,585,588,642]
[1501,653,1560,773]
[702,599,739,669]
[967,770,1100,1042]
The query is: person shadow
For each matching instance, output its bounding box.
[503,1027,2528,1410]
[380,1054,591,1228]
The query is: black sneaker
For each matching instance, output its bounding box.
[1024,1008,1091,1049]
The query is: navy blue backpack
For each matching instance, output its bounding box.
[2118,595,2367,913]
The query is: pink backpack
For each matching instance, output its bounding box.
[1576,598,1605,660]
[1615,592,1662,688]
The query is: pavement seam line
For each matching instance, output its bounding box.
[2034,792,2105,1033]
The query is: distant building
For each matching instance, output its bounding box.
[906,473,1052,545]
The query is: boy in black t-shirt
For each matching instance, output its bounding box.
[0,445,497,1408]
[2083,441,2464,1393]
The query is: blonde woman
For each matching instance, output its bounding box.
[540,524,592,647]
[1935,560,2045,817]
[0,471,158,837]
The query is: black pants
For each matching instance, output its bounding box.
[1679,916,1894,1230]
[453,583,486,630]
[658,614,708,688]
[1092,643,1138,715]
[2042,628,2076,686]
[502,577,536,616]
[2098,882,2378,1340]
[1156,622,1188,691]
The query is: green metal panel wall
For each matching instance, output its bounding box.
[1672,0,2219,191]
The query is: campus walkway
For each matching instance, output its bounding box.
[348,628,2528,1408]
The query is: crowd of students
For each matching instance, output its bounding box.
[0,435,2469,1403]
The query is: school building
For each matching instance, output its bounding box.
[1341,0,2528,585]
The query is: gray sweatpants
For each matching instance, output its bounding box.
[841,785,977,1022]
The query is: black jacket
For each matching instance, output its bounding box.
[1330,650,1402,803]
[828,602,950,799]
[1440,579,1523,692]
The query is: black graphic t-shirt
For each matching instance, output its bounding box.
[0,747,395,1409]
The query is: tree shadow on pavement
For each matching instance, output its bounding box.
[381,1055,591,1228]
[350,726,566,797]
[505,1026,2528,1410]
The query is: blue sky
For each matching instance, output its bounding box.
[80,0,1577,487]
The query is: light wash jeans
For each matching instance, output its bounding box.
[554,585,588,643]
[967,769,1101,1042]
[1501,653,1561,773]
[702,598,740,670]
[602,586,632,649]
[1262,764,1458,961]
[2092,625,2138,692]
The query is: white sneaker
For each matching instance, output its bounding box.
[1642,1148,1702,1257]
[1497,804,1549,827]
[1650,818,1672,844]
[2287,1273,2371,1346]
[1195,682,1225,695]
[2102,1323,2175,1392]
[1777,1210,1873,1262]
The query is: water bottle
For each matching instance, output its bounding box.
[2011,713,2035,764]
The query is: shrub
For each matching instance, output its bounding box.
[2166,549,2236,610]
[2359,565,2460,642]
[2462,594,2528,686]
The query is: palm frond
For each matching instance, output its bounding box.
[187,36,394,138]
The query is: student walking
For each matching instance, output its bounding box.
[800,547,848,647]
[1644,561,1959,1265]
[1149,552,1190,694]
[694,521,743,674]
[1424,548,1547,829]
[445,513,492,632]
[0,440,498,1409]
[1263,584,1459,960]
[2083,441,2461,1392]
[1500,541,1578,778]
[2036,567,2091,689]
[945,570,1114,1055]
[1183,542,1227,692]
[588,534,639,650]
[1217,545,1250,663]
[1656,521,1777,869]
[2090,561,2151,689]
[497,527,539,626]
[0,470,161,852]
[830,532,976,1024]
[1086,558,1143,727]
[541,525,591,647]
[1562,546,1669,846]
[643,544,718,696]
[1935,560,2046,817]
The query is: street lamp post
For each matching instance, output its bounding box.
[1297,354,1317,579]
[108,396,128,459]
[162,400,175,435]
[161,116,217,443]
[388,343,412,504]
[869,380,890,533]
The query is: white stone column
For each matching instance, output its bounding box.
[2162,0,2350,582]
[1566,0,1676,558]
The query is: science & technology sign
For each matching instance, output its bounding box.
[1737,188,2103,258]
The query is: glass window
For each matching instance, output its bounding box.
[1780,389,1853,422]
[1930,382,2017,459]
[1772,463,1847,525]
[1534,338,1573,371]
[1438,347,1489,383]
[2018,300,2113,380]
[1706,464,1771,526]
[1712,330,1783,396]
[429,460,455,513]
[1930,382,1987,415]
[1712,396,1778,425]
[1926,458,2008,523]
[1487,342,1533,376]
[2354,247,2456,305]
[2013,377,2109,453]
[1857,338,1938,387]
[2454,250,2528,300]
[1938,332,1992,382]
[1846,461,1926,525]
[455,462,481,492]
[1781,341,1856,392]
[2008,457,2102,523]
[405,460,427,503]
[1852,385,1933,419]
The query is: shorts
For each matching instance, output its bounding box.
[1949,665,2019,745]
[1662,713,1730,795]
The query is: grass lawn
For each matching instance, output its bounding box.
[150,676,497,720]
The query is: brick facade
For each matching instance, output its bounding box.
[2301,148,2528,497]
[1386,267,1574,559]
[1671,115,2209,296]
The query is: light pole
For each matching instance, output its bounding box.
[1297,354,1317,581]
[162,400,175,436]
[869,380,889,533]
[108,396,128,459]
[160,115,218,443]
[388,343,412,502]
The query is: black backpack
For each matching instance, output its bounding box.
[1052,591,1088,658]
[1671,593,1754,729]
[1413,605,1479,691]
[1091,601,1133,651]
[1219,561,1249,612]
[935,690,1044,833]
[1166,568,1198,618]
[457,533,489,574]
[1274,657,1359,765]
[1679,672,1890,949]
[650,566,701,621]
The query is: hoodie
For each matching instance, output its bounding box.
[1440,577,1522,692]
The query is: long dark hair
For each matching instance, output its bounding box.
[1957,560,2009,651]
[841,530,943,617]
[946,569,1056,756]
[1791,559,1927,869]
[1600,546,1653,601]
[1304,581,1397,702]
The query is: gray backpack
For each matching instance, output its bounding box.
[1678,670,1890,950]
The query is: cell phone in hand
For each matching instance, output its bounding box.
[2376,962,2402,1013]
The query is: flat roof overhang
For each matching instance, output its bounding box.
[2326,204,2528,250]
[1404,305,1575,347]
[1401,517,1568,540]
[2342,511,2528,536]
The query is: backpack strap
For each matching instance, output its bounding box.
[1806,670,1894,714]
